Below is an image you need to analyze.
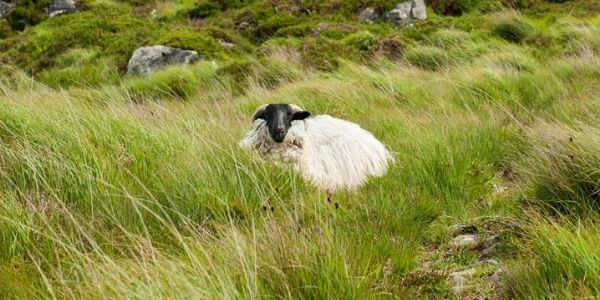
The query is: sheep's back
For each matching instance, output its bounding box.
[291,115,392,191]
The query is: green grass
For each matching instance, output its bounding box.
[0,0,599,299]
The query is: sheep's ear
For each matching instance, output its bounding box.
[253,111,266,121]
[251,104,268,121]
[292,111,310,120]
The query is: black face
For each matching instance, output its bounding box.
[254,104,310,143]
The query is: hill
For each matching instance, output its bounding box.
[0,0,599,298]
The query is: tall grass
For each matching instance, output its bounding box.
[0,4,599,299]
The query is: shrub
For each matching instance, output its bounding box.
[493,14,534,43]
[405,45,449,70]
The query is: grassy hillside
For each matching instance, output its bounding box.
[0,0,599,298]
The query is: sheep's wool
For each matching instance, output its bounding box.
[239,115,393,191]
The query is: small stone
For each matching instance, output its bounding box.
[484,234,500,248]
[450,234,480,249]
[217,39,235,48]
[0,1,15,20]
[45,0,77,17]
[481,243,498,258]
[488,268,505,288]
[477,258,499,265]
[448,224,478,236]
[449,268,476,294]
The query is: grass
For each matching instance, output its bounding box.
[0,0,599,299]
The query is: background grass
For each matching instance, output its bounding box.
[0,0,599,299]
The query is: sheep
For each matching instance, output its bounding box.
[239,103,393,204]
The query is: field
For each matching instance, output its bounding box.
[1,0,600,298]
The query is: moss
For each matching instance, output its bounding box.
[493,14,534,43]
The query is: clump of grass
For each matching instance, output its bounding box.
[518,122,600,214]
[342,30,377,52]
[404,46,450,70]
[506,217,600,298]
[121,65,200,100]
[429,29,470,49]
[492,13,534,43]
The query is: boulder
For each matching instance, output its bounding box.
[0,1,15,20]
[45,0,77,17]
[358,7,379,24]
[127,45,203,76]
[411,0,427,20]
[385,0,427,26]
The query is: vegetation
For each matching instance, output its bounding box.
[0,0,599,298]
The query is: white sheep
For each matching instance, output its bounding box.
[239,103,393,203]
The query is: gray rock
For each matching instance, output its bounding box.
[449,268,476,294]
[477,258,499,265]
[0,1,15,20]
[411,0,427,20]
[488,268,505,289]
[358,7,379,24]
[45,0,77,17]
[385,0,427,26]
[127,45,203,76]
[448,224,477,236]
[385,2,412,26]
[481,243,498,258]
[235,21,250,30]
[484,234,500,248]
[450,234,480,249]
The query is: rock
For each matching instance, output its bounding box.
[45,0,77,17]
[450,234,480,249]
[235,21,250,30]
[411,0,427,20]
[448,224,478,236]
[127,45,203,76]
[484,234,500,248]
[481,243,498,258]
[217,38,235,48]
[385,0,427,26]
[385,2,412,26]
[0,1,15,20]
[477,258,499,265]
[488,268,505,289]
[358,7,379,24]
[493,183,507,194]
[449,268,476,294]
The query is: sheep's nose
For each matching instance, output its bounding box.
[275,128,285,134]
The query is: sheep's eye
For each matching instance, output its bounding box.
[287,112,292,117]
